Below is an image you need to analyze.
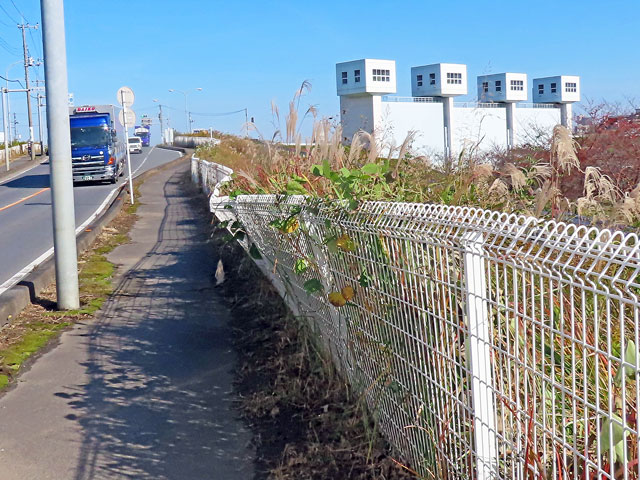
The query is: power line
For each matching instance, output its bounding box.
[0,37,21,55]
[29,28,42,61]
[0,3,18,23]
[0,74,22,83]
[10,0,26,21]
[154,103,246,118]
[0,12,15,26]
[190,109,246,117]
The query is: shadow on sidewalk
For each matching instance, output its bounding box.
[54,169,253,479]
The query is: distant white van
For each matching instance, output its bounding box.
[128,136,142,154]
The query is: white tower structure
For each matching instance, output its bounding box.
[336,59,396,143]
[335,58,571,158]
[532,75,580,130]
[477,72,527,148]
[411,63,467,157]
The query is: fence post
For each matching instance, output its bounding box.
[463,230,498,479]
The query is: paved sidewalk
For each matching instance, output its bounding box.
[0,160,254,479]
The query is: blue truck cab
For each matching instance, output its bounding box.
[69,105,126,184]
[134,125,151,146]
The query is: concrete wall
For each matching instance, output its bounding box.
[377,101,445,155]
[341,96,562,156]
[0,144,42,163]
[453,106,508,153]
[514,107,561,145]
[173,135,220,148]
[340,95,377,143]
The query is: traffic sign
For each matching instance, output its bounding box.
[117,86,135,107]
[118,108,136,127]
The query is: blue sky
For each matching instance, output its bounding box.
[1,0,638,142]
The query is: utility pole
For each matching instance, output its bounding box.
[244,108,249,138]
[18,23,39,161]
[158,104,164,141]
[12,113,18,140]
[40,0,79,310]
[34,79,46,155]
[2,88,9,170]
[37,93,44,155]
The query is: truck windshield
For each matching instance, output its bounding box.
[70,126,110,148]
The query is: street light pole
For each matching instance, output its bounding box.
[184,95,188,134]
[5,60,22,144]
[153,99,164,142]
[40,0,79,310]
[168,87,202,133]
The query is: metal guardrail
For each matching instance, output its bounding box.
[454,102,506,109]
[380,98,560,111]
[192,156,640,479]
[174,135,221,148]
[517,103,559,109]
[382,96,439,103]
[190,154,233,199]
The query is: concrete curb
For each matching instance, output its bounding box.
[157,145,187,154]
[0,150,191,327]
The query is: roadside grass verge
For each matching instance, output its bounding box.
[210,221,417,479]
[0,193,139,391]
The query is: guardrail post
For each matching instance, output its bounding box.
[463,231,497,479]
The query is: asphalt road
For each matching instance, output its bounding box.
[0,146,181,293]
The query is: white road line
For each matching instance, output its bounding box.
[131,145,155,176]
[0,185,121,296]
[0,248,56,295]
[0,146,163,296]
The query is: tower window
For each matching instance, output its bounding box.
[495,80,502,92]
[417,74,423,87]
[565,82,577,93]
[354,69,360,83]
[551,82,557,93]
[482,81,489,93]
[341,71,347,85]
[538,84,544,95]
[372,69,390,82]
[429,73,436,85]
[446,72,462,85]
[510,80,524,91]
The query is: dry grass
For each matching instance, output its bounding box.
[195,114,640,228]
[210,221,416,479]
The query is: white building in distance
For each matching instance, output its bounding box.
[336,58,581,157]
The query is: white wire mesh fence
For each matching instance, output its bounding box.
[193,156,640,480]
